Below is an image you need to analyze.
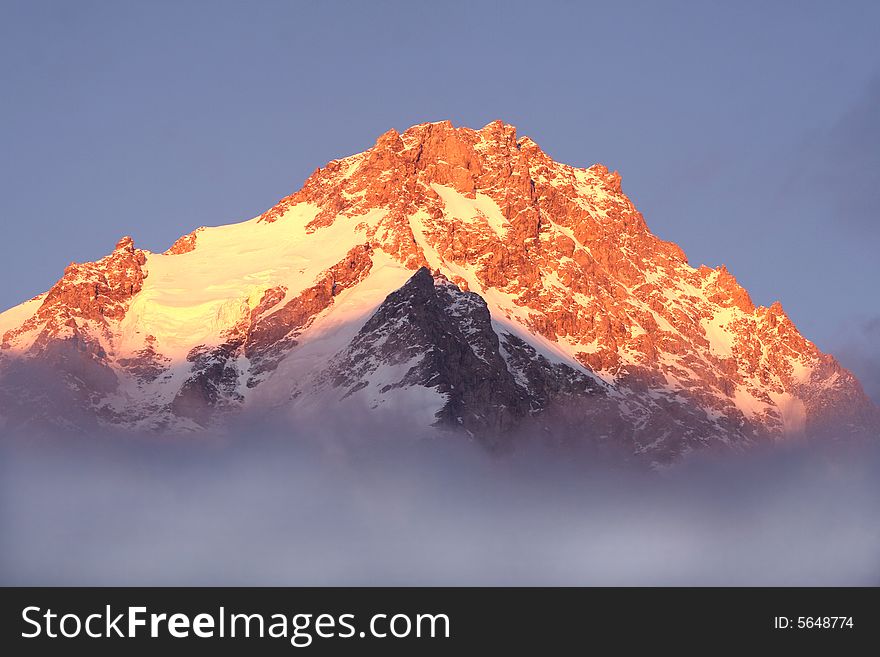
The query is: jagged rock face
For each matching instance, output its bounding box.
[0,236,148,429]
[165,227,204,255]
[244,244,374,375]
[318,266,630,450]
[257,120,876,442]
[0,120,876,459]
[324,267,532,443]
[3,236,146,350]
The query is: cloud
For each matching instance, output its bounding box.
[1,428,878,586]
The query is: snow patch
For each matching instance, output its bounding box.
[700,307,738,358]
[430,183,507,236]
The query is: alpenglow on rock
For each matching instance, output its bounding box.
[0,120,876,461]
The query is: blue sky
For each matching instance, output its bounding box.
[1,0,878,395]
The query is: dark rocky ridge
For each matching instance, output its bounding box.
[328,267,531,444]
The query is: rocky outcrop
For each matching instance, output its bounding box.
[165,227,204,255]
[3,236,147,351]
[326,267,531,443]
[244,244,374,378]
[0,236,150,428]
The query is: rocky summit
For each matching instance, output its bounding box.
[0,120,876,462]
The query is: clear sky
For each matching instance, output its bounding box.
[1,0,878,398]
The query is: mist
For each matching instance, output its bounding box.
[1,420,878,586]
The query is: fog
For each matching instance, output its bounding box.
[1,421,878,586]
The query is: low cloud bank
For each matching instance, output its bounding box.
[1,423,878,586]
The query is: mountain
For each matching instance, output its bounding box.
[0,120,876,461]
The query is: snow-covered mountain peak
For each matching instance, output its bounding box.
[0,120,875,460]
